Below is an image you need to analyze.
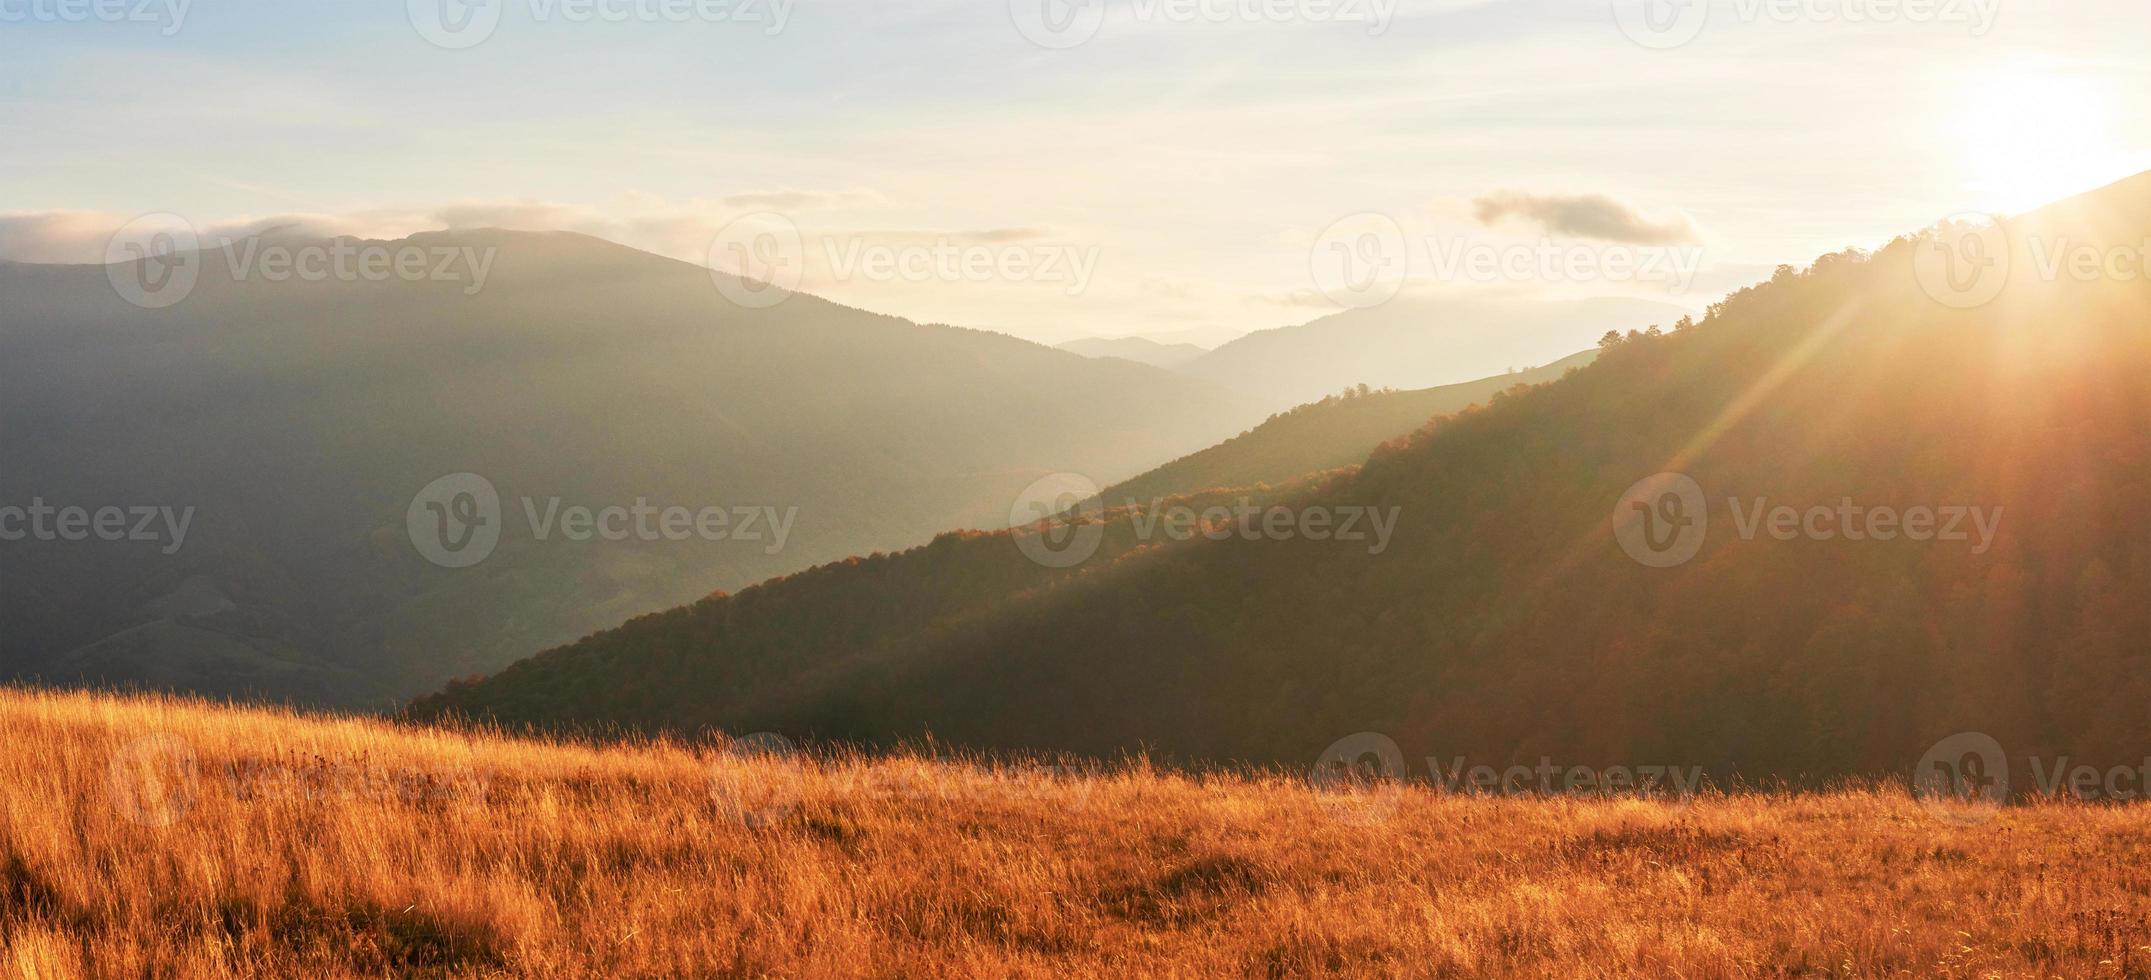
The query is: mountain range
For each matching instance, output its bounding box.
[411,174,2151,781]
[1055,335,1210,369]
[0,230,1263,705]
[1179,295,1685,410]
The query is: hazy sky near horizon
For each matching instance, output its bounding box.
[3,0,2147,345]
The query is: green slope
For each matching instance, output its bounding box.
[1102,351,1595,506]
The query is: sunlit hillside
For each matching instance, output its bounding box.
[414,174,2151,774]
[6,686,2151,977]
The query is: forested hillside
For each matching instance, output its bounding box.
[416,175,2151,782]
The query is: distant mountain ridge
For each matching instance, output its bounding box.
[1056,336,1210,369]
[412,174,2151,782]
[1182,295,1686,410]
[0,229,1263,706]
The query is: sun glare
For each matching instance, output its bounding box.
[1955,68,2125,213]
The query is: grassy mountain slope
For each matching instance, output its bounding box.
[413,175,2151,781]
[15,686,2151,977]
[1101,350,1595,505]
[0,230,1261,706]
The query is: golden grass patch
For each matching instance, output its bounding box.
[3,687,2148,977]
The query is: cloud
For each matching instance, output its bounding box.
[0,208,480,264]
[1471,190,1700,245]
[0,211,137,264]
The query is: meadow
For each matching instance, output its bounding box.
[2,686,2147,978]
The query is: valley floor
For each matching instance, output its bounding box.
[1,687,2145,978]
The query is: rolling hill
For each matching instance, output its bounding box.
[1181,295,1685,410]
[1100,350,1596,505]
[412,174,2151,782]
[0,230,1262,706]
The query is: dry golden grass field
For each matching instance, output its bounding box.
[3,687,2150,978]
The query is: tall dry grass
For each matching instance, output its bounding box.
[2,686,2149,978]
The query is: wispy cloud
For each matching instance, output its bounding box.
[1471,190,1700,245]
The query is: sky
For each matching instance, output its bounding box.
[2,0,2148,346]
